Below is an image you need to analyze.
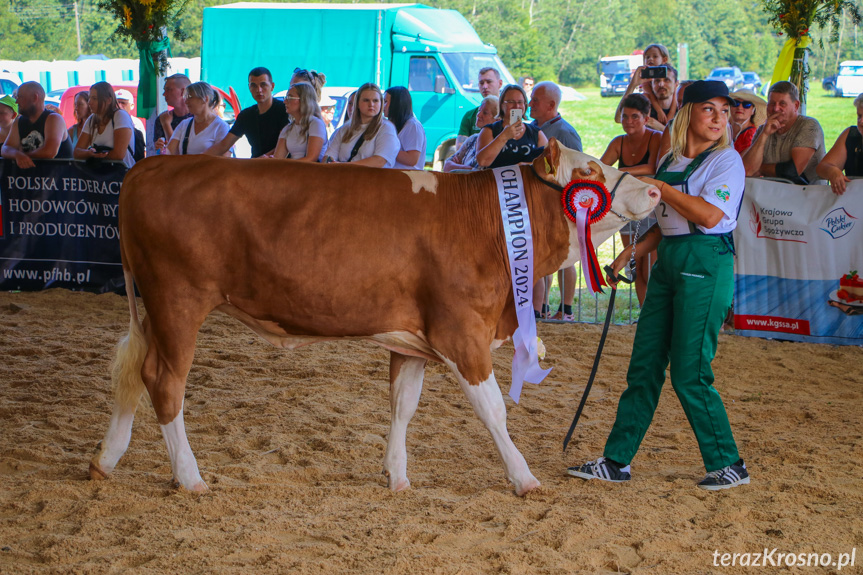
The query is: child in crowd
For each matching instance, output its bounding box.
[615,44,675,126]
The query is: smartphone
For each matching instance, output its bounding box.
[641,66,667,79]
[509,108,524,124]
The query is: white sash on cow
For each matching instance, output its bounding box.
[493,166,552,403]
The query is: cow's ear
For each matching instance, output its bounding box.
[538,138,560,179]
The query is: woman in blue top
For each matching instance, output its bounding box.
[568,81,750,491]
[475,84,547,169]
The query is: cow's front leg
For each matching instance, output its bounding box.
[444,360,540,496]
[383,352,427,492]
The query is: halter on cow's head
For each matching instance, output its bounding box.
[533,139,660,226]
[532,139,661,292]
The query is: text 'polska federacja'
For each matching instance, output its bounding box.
[5,176,121,195]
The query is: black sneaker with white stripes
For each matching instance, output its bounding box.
[567,457,631,483]
[697,459,750,490]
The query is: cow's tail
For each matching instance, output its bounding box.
[111,268,147,411]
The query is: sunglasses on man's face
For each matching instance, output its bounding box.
[731,99,754,109]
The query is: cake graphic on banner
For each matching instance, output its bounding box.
[837,270,863,304]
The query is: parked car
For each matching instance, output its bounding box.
[823,74,837,93]
[0,70,22,97]
[706,66,744,91]
[834,61,863,97]
[601,73,631,97]
[741,72,762,93]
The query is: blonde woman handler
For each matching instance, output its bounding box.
[568,81,749,491]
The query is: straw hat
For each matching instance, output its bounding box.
[730,90,767,128]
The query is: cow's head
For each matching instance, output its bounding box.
[533,138,660,239]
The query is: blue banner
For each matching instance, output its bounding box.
[0,159,126,293]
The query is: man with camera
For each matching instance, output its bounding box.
[614,64,678,132]
[644,65,678,131]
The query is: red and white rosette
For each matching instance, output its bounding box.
[561,180,612,294]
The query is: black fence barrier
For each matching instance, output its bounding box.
[0,158,126,293]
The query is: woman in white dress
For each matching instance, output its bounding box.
[384,86,426,170]
[273,82,327,162]
[324,82,399,168]
[73,81,135,168]
[165,82,231,156]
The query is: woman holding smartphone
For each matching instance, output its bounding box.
[568,81,750,491]
[475,84,547,169]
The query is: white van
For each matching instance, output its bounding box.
[834,60,863,97]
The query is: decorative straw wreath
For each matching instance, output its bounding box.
[98,0,189,73]
[761,0,861,102]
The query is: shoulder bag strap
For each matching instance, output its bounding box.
[182,120,194,155]
[347,132,365,162]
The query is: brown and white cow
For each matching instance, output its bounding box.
[89,139,659,496]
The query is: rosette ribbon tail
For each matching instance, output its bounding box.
[137,37,172,119]
[562,179,611,295]
[576,207,606,294]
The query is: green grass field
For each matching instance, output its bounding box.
[559,85,853,159]
[544,84,853,324]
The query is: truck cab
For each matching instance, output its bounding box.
[388,7,514,167]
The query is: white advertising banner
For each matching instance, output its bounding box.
[733,178,863,345]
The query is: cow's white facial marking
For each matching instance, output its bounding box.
[403,170,438,195]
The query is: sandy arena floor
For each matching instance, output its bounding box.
[0,289,860,574]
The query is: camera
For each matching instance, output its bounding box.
[641,66,667,79]
[509,108,524,124]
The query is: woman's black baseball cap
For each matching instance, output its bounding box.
[682,80,735,106]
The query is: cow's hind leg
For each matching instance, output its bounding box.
[90,317,147,480]
[142,308,209,492]
[383,352,427,492]
[442,358,540,496]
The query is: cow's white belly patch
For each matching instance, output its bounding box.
[403,170,438,195]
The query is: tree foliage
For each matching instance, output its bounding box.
[2,0,862,87]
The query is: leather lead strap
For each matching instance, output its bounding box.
[562,266,630,452]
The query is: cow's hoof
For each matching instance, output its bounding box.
[189,480,209,493]
[89,461,109,481]
[514,477,541,497]
[383,470,410,492]
[172,477,209,493]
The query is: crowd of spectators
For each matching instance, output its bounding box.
[2,53,860,322]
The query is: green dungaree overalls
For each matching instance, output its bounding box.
[603,148,740,472]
